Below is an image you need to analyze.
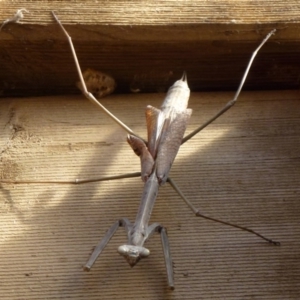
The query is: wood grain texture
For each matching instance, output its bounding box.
[0,0,300,97]
[1,0,300,25]
[0,90,299,299]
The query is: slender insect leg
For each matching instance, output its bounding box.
[0,172,141,185]
[159,227,174,289]
[51,11,145,142]
[146,223,174,289]
[182,29,276,144]
[167,177,280,245]
[84,218,132,271]
[84,221,120,271]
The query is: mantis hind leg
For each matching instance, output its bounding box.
[51,11,146,142]
[182,29,276,144]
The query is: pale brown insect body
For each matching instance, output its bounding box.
[121,74,192,269]
[127,73,192,184]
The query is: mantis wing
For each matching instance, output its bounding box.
[156,108,192,185]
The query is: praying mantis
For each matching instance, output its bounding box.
[0,12,279,289]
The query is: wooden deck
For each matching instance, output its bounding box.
[0,90,299,299]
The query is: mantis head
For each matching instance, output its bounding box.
[118,244,150,267]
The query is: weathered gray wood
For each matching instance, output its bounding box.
[0,91,299,299]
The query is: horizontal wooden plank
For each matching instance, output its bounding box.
[0,90,299,299]
[1,0,300,26]
[0,1,300,96]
